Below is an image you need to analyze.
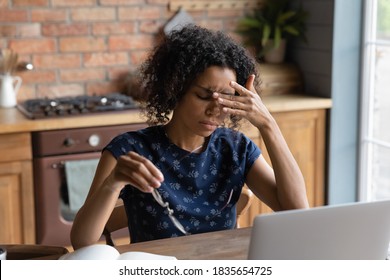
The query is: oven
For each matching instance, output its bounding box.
[18,93,145,247]
[32,123,146,247]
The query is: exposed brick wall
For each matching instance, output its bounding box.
[0,0,251,101]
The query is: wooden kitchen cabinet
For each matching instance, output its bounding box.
[0,132,35,244]
[238,108,327,227]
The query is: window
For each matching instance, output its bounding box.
[359,0,390,201]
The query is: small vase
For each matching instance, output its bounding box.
[263,39,287,64]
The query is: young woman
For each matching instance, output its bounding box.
[71,25,309,249]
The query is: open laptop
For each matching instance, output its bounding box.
[248,199,390,260]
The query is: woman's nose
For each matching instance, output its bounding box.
[206,100,222,116]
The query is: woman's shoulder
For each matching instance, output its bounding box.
[113,125,160,140]
[104,125,163,153]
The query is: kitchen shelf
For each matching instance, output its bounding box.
[169,0,264,11]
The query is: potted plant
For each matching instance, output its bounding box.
[237,0,308,63]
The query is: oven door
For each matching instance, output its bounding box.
[34,152,101,247]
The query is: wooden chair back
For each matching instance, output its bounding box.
[103,186,254,246]
[103,200,128,246]
[235,186,254,228]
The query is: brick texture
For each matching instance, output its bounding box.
[0,0,7,8]
[13,0,48,6]
[31,9,67,22]
[1,0,252,100]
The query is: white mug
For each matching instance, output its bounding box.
[0,247,6,260]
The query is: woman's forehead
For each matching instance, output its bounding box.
[192,66,236,93]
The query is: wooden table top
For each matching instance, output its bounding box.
[24,227,251,260]
[115,227,252,260]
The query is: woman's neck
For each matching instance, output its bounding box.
[164,123,205,153]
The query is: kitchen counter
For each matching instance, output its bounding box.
[0,94,332,134]
[0,108,145,134]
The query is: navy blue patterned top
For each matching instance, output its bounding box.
[104,125,261,243]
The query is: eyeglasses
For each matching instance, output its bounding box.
[152,188,190,235]
[211,189,234,218]
[152,187,234,236]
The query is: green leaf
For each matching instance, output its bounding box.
[274,27,282,48]
[277,11,296,24]
[283,26,299,36]
[261,24,271,46]
[237,18,262,29]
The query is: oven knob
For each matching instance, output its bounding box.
[63,137,75,147]
[88,134,101,147]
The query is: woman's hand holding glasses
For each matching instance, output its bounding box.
[112,151,164,193]
[111,151,190,235]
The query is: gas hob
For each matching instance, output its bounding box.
[17,93,139,119]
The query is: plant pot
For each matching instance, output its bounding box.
[263,39,287,64]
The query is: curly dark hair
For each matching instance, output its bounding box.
[139,24,259,127]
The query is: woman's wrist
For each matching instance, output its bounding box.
[256,113,278,135]
[102,174,124,194]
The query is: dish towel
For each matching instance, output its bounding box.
[65,159,99,212]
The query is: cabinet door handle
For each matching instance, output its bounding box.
[51,161,65,169]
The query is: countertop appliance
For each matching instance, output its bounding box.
[17,93,139,119]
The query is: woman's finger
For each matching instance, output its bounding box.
[115,156,154,191]
[245,74,256,92]
[127,152,164,182]
[214,96,246,116]
[229,81,251,96]
[115,152,164,192]
[116,164,154,192]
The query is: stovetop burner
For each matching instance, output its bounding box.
[17,93,139,119]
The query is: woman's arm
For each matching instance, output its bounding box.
[70,151,121,249]
[70,150,164,249]
[245,120,309,211]
[214,75,309,211]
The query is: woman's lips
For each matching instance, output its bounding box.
[200,121,218,130]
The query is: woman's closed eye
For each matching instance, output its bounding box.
[194,85,235,101]
[196,92,213,100]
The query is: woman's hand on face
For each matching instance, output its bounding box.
[213,74,271,128]
[111,151,164,193]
